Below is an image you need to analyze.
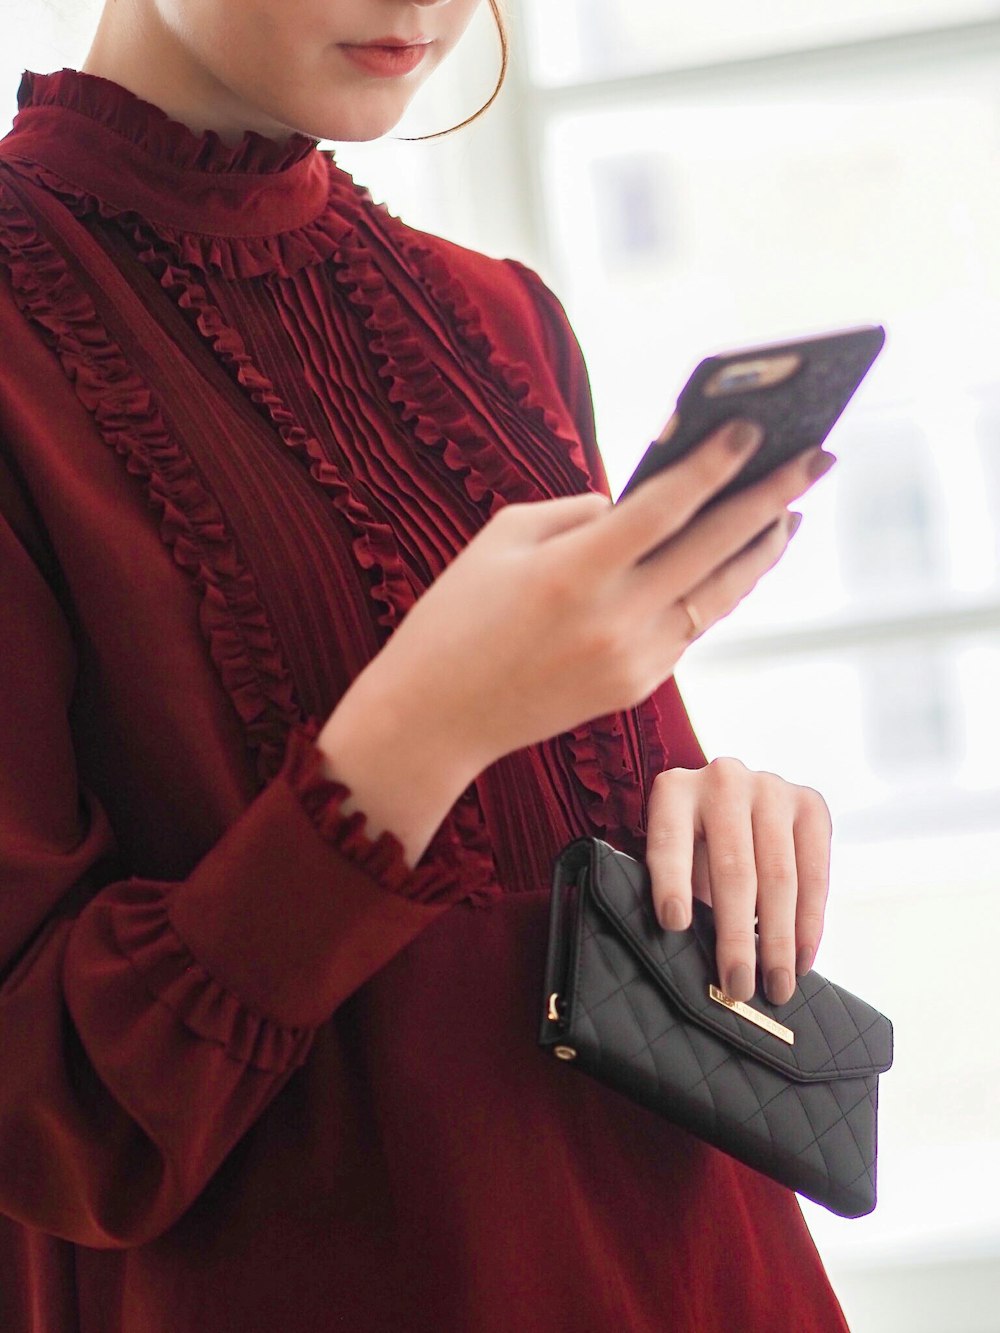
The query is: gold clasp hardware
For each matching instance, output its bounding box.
[547,992,562,1023]
[709,985,795,1046]
[553,1045,578,1061]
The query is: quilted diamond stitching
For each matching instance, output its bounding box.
[551,839,893,1217]
[594,843,893,1080]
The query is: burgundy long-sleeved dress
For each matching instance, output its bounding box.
[0,69,849,1333]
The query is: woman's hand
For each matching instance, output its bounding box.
[318,421,835,869]
[645,759,832,1006]
[329,422,834,772]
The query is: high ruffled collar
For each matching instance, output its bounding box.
[0,68,347,245]
[17,68,319,175]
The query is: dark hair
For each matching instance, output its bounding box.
[401,0,509,142]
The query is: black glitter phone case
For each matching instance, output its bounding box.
[618,324,885,504]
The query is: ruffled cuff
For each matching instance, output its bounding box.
[279,719,469,904]
[163,731,452,1030]
[106,883,314,1073]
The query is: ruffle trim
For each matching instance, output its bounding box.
[111,882,315,1073]
[0,167,415,624]
[146,245,509,901]
[639,692,669,791]
[400,240,598,500]
[0,148,664,890]
[333,209,657,855]
[0,177,303,784]
[99,186,588,902]
[5,155,353,280]
[562,695,671,855]
[332,223,540,520]
[283,721,500,906]
[563,714,644,849]
[388,232,673,848]
[0,173,503,904]
[107,730,504,1074]
[145,246,416,632]
[17,69,319,178]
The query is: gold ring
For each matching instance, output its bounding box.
[679,595,703,640]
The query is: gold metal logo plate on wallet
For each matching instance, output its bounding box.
[709,985,795,1045]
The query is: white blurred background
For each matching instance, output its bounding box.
[3,3,1000,1329]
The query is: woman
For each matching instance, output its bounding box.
[0,1,848,1329]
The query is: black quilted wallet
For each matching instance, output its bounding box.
[539,837,894,1218]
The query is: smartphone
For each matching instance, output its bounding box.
[616,325,885,505]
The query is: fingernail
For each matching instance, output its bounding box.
[766,968,793,1006]
[660,898,689,932]
[725,420,765,455]
[796,946,813,976]
[725,963,754,1002]
[655,413,679,446]
[807,449,837,480]
[787,512,803,539]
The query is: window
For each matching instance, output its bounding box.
[526,0,1000,83]
[509,6,1000,1329]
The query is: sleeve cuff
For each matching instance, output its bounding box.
[166,724,453,1028]
[280,720,454,900]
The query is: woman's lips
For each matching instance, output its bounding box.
[339,43,431,78]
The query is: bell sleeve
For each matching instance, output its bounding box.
[0,451,448,1249]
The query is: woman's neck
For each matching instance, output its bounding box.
[81,0,297,145]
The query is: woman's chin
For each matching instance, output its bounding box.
[283,95,414,145]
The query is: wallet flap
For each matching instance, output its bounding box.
[584,839,893,1084]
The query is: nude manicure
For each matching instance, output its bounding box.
[726,420,765,454]
[725,963,754,1002]
[807,449,837,480]
[661,898,689,932]
[766,968,793,1006]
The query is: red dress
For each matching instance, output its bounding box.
[0,69,848,1332]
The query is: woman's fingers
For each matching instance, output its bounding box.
[698,761,759,1002]
[645,773,697,932]
[566,419,765,570]
[752,784,800,1006]
[792,791,833,977]
[649,762,761,1003]
[635,445,834,602]
[654,509,800,650]
[648,767,833,1009]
